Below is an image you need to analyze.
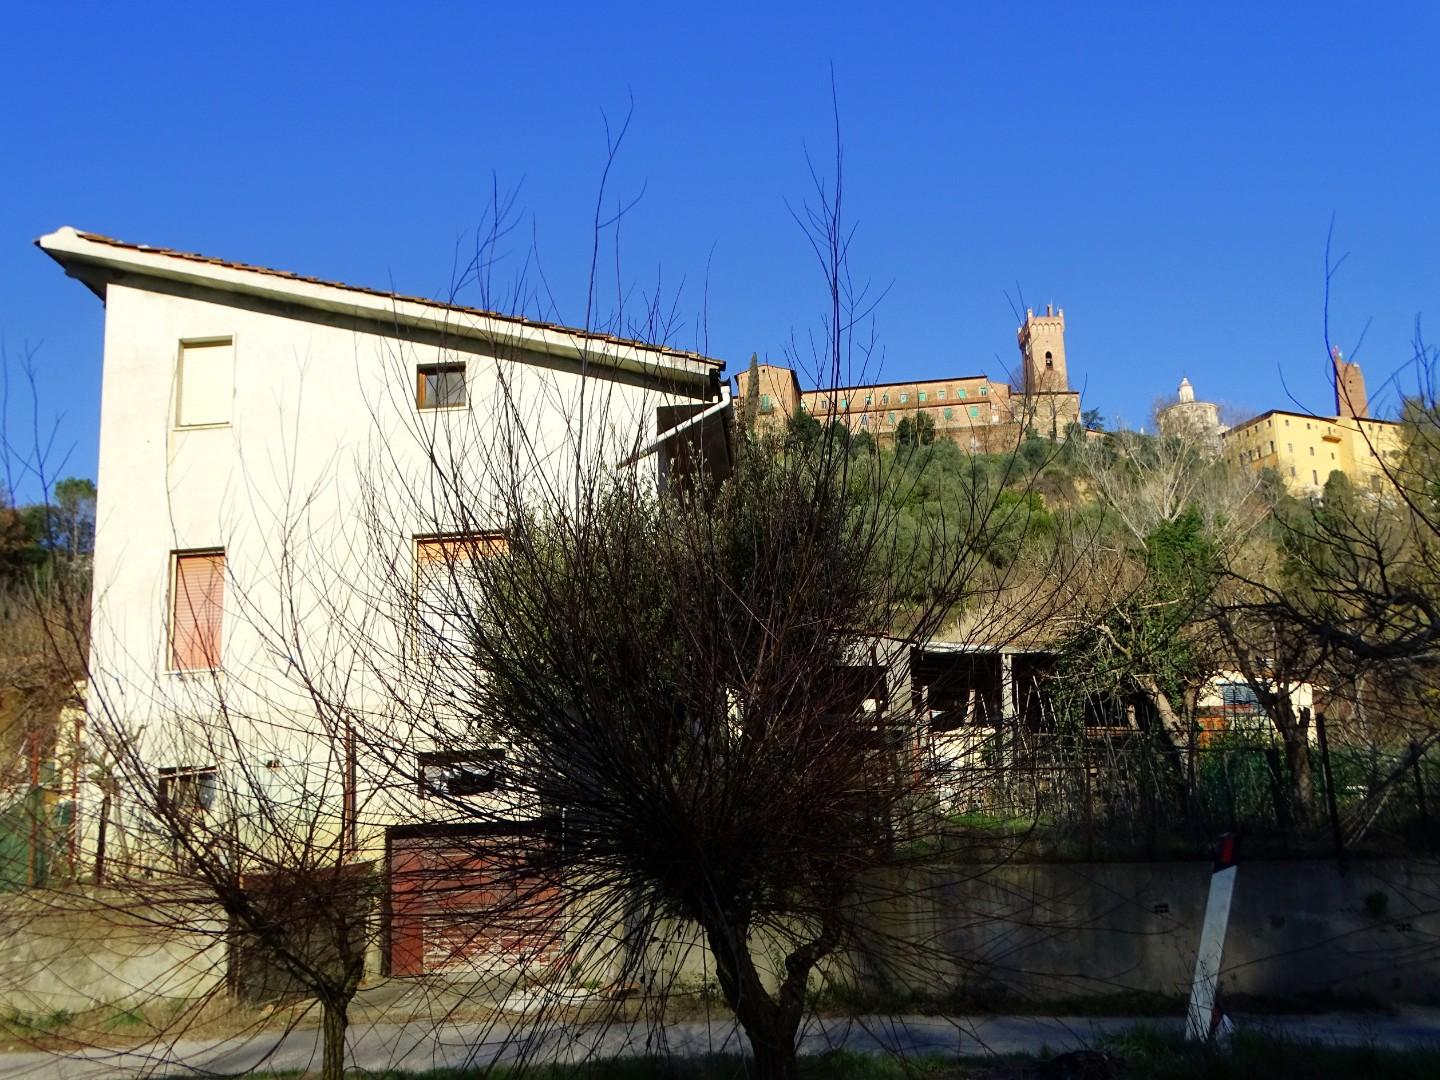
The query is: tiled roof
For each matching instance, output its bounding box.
[60,231,723,369]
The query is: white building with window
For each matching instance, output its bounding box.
[38,227,730,971]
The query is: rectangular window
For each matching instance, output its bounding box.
[418,749,502,799]
[170,551,225,671]
[416,534,506,653]
[944,407,954,420]
[1309,446,1315,456]
[176,339,233,427]
[760,394,772,411]
[969,405,980,417]
[158,766,217,818]
[1219,682,1260,708]
[1313,470,1319,485]
[1287,443,1293,453]
[416,362,467,409]
[979,386,987,396]
[881,393,889,405]
[958,388,968,399]
[937,389,946,400]
[918,391,927,402]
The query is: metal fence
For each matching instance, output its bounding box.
[926,715,1439,860]
[0,764,72,890]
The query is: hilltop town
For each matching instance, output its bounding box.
[739,305,1405,499]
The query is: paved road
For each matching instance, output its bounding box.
[0,1010,1437,1078]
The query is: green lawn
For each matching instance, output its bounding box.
[236,1034,1440,1079]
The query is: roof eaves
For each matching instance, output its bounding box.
[37,227,725,380]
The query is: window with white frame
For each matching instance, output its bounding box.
[176,339,234,427]
[415,534,505,653]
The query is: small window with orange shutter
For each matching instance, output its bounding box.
[170,551,225,671]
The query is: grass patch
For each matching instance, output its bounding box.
[243,1053,966,1079]
[178,1034,1440,1079]
[813,981,1185,1018]
[1103,1026,1440,1079]
[100,1006,150,1032]
[0,1008,72,1037]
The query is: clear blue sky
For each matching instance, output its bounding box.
[3,3,1438,492]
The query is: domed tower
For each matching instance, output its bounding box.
[1158,375,1223,451]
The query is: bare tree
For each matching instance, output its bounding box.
[0,117,1079,1080]
[286,143,1064,1079]
[1054,431,1260,759]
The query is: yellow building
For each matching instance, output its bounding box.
[1222,356,1405,494]
[1225,411,1404,494]
[737,307,1081,450]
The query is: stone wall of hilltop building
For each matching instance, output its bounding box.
[805,376,1021,450]
[732,307,1086,451]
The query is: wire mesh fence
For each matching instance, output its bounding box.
[925,712,1440,860]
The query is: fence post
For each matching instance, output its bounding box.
[1186,833,1239,1042]
[1313,710,1344,860]
[1263,747,1292,838]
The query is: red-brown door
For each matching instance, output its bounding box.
[389,832,563,976]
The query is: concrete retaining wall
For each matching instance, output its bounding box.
[871,857,1440,1005]
[4,858,1437,1014]
[0,892,226,1014]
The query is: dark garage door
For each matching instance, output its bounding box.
[388,830,563,976]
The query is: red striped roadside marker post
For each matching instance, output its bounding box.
[1185,833,1238,1042]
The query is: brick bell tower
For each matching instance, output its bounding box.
[1332,346,1369,419]
[1018,304,1068,395]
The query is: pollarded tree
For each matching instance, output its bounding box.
[359,415,1045,1079]
[330,164,1060,1080]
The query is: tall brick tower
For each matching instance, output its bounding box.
[1332,346,1369,419]
[1018,305,1068,395]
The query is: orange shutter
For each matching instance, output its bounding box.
[415,535,506,652]
[416,535,508,565]
[172,552,225,671]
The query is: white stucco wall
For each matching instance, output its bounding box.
[79,275,718,864]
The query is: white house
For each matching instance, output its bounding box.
[38,227,730,975]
